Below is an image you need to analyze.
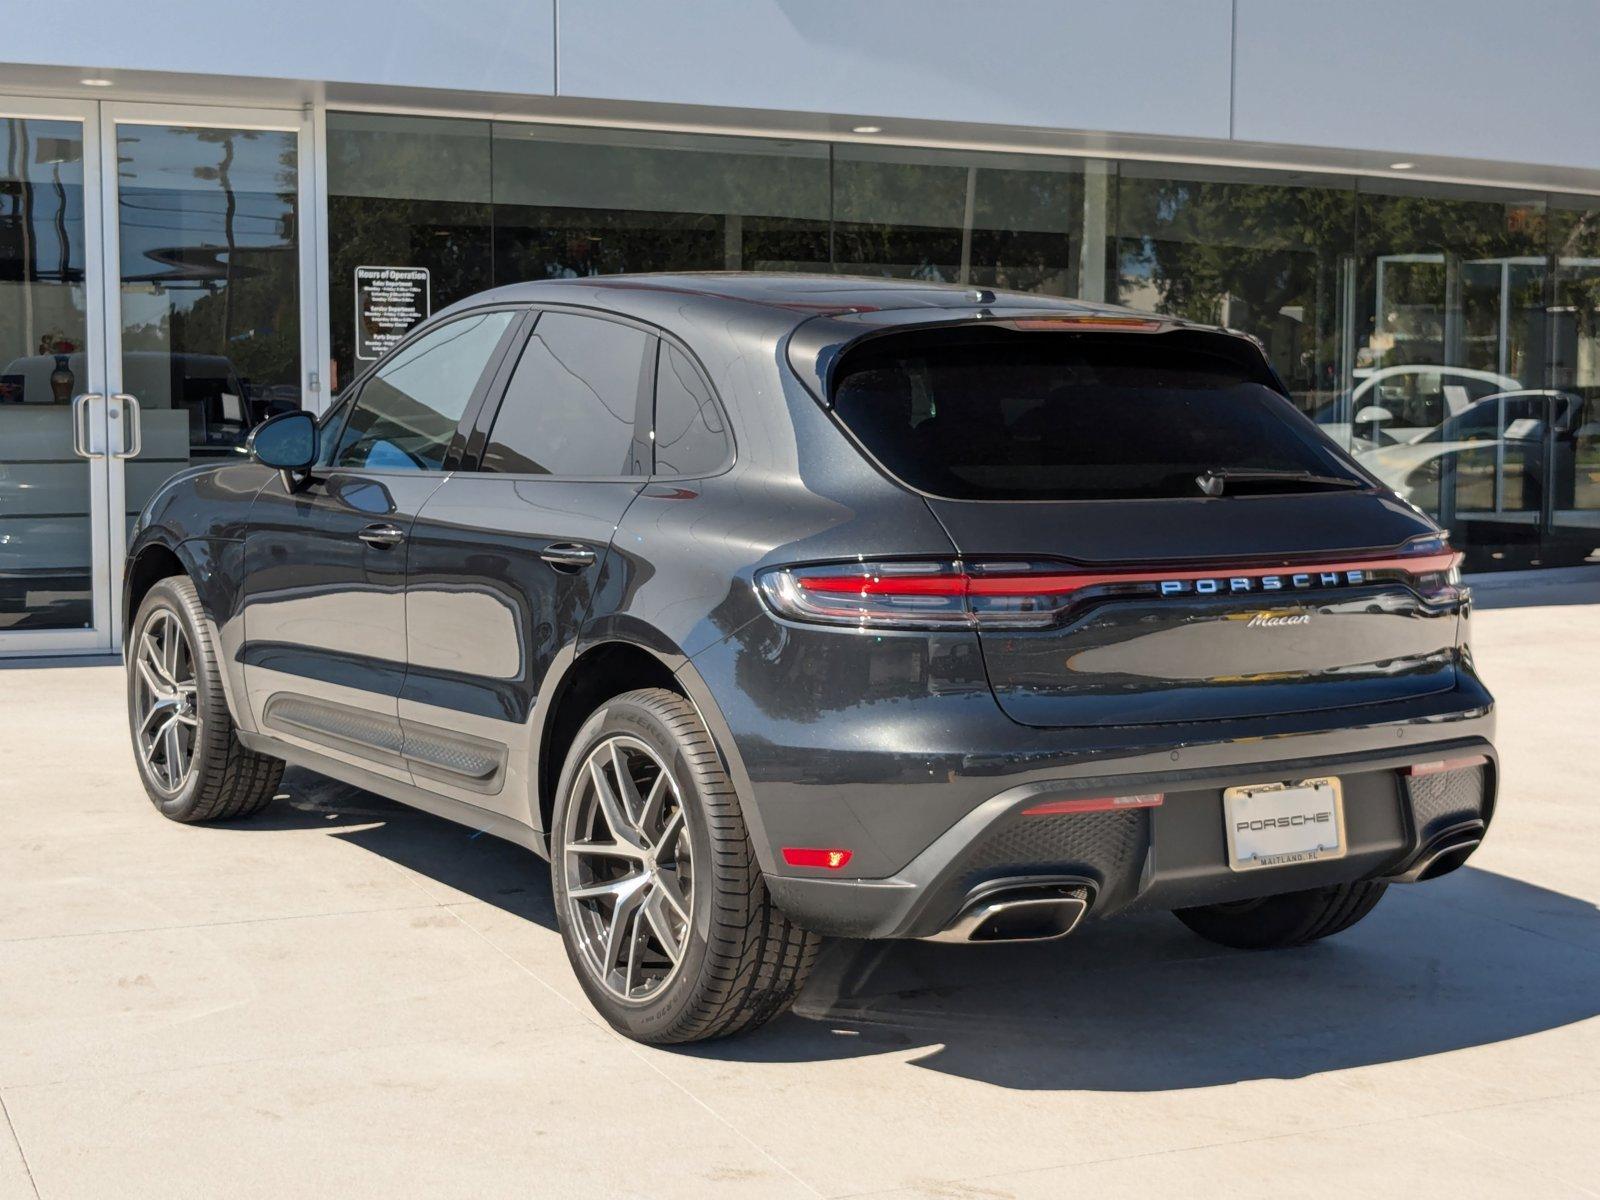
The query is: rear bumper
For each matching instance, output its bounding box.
[763,732,1497,940]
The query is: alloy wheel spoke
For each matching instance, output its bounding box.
[623,918,643,996]
[163,717,189,783]
[161,617,183,684]
[588,757,646,853]
[601,885,647,982]
[638,772,671,841]
[137,658,172,701]
[654,866,691,924]
[641,887,684,965]
[568,871,647,902]
[139,696,175,737]
[141,714,174,768]
[609,740,646,829]
[652,806,685,861]
[141,632,174,689]
[565,838,647,862]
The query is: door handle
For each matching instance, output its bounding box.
[71,393,104,460]
[357,523,405,549]
[539,542,596,572]
[111,393,142,459]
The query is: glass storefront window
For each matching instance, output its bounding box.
[831,144,1084,292]
[831,144,969,282]
[1546,197,1600,565]
[321,111,1594,569]
[1353,180,1556,566]
[0,116,90,629]
[490,124,829,283]
[1113,164,1356,420]
[113,123,302,537]
[326,113,491,393]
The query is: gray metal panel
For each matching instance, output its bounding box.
[1234,0,1600,169]
[1,0,555,96]
[556,0,1234,139]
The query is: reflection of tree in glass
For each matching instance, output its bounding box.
[1115,178,1353,411]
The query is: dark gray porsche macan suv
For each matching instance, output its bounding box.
[123,274,1497,1043]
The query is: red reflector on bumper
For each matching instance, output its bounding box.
[1023,793,1164,816]
[1404,755,1488,777]
[782,847,853,869]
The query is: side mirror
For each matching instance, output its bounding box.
[247,409,316,470]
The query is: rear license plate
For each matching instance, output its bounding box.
[1222,777,1346,872]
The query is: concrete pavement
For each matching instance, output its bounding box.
[2,573,1598,1199]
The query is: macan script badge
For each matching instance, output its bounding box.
[1245,611,1311,628]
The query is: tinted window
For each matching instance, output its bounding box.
[654,345,729,476]
[831,329,1362,501]
[333,312,514,470]
[482,312,649,476]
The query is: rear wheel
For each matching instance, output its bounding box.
[551,688,820,1044]
[1173,881,1387,950]
[127,576,284,822]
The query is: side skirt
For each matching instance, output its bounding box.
[238,729,550,859]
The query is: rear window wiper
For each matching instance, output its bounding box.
[1196,468,1367,496]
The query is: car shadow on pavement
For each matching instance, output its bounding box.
[246,768,1599,1092]
[729,866,1600,1090]
[241,767,560,931]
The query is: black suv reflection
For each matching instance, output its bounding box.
[123,275,1497,1043]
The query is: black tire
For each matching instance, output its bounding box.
[127,575,284,823]
[1173,881,1388,950]
[550,688,821,1044]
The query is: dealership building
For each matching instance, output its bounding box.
[2,0,1598,656]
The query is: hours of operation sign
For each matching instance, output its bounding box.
[355,266,431,361]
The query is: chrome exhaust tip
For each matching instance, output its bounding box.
[1384,820,1486,884]
[929,882,1093,944]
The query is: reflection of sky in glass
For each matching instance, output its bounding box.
[117,126,296,320]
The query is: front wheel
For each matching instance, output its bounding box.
[127,575,284,822]
[1174,881,1388,950]
[551,688,820,1044]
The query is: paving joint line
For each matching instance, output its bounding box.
[0,1091,41,1200]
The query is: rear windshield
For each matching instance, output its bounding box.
[830,329,1360,500]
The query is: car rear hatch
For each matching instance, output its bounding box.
[808,314,1464,728]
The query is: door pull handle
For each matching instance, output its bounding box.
[111,393,142,459]
[357,523,405,549]
[539,542,596,572]
[71,394,105,460]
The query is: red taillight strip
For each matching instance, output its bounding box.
[1404,755,1489,777]
[1023,793,1165,816]
[796,551,1460,598]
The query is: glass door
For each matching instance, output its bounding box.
[100,104,317,645]
[0,99,110,653]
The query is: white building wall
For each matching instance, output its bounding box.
[0,0,555,95]
[1232,0,1600,170]
[556,0,1235,140]
[3,0,1600,170]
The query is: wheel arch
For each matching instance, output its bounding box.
[532,636,760,866]
[123,536,189,649]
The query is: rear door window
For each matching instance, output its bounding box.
[481,312,651,476]
[830,328,1361,500]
